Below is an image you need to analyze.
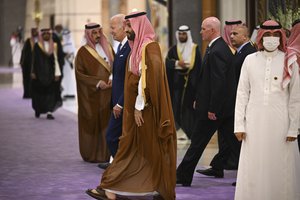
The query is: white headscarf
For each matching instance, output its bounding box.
[62,29,75,54]
[176,25,194,62]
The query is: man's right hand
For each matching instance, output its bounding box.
[96,80,109,90]
[178,60,188,68]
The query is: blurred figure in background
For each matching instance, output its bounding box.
[165,25,202,140]
[31,28,62,120]
[9,26,23,68]
[52,24,66,106]
[61,29,76,99]
[20,27,39,99]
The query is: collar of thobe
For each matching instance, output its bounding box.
[263,49,279,58]
[177,43,197,70]
[37,42,57,55]
[84,44,111,73]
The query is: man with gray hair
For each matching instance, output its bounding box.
[97,14,131,170]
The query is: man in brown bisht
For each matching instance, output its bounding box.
[86,11,177,200]
[75,23,114,163]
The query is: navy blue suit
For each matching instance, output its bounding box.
[106,41,130,157]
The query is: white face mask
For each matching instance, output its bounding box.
[262,36,280,52]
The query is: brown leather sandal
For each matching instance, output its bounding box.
[86,188,108,200]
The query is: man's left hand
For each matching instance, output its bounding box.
[208,112,217,120]
[134,109,144,127]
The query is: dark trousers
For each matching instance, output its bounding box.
[106,113,122,157]
[176,115,240,184]
[210,132,241,170]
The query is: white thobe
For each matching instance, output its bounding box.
[61,40,76,97]
[234,50,300,200]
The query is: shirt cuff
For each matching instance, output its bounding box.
[234,126,245,133]
[135,95,145,111]
[287,130,298,138]
[116,104,123,109]
[96,80,101,88]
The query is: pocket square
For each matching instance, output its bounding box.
[120,55,124,57]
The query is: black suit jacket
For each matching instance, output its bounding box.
[233,42,257,83]
[194,37,235,119]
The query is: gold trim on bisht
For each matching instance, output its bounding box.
[141,41,154,103]
[84,45,111,73]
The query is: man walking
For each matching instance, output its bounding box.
[176,17,239,186]
[86,11,176,200]
[31,28,62,119]
[98,14,131,170]
[197,24,257,179]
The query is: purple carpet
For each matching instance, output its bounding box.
[0,87,236,200]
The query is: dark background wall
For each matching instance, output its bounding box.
[170,0,202,47]
[0,0,27,67]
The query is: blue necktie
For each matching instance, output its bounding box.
[117,43,122,54]
[202,46,210,64]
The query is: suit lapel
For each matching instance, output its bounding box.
[117,41,129,56]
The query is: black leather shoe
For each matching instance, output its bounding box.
[47,114,55,120]
[196,168,224,178]
[98,162,110,169]
[176,179,191,187]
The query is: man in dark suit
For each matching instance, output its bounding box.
[176,16,240,186]
[231,25,257,83]
[98,14,131,169]
[196,24,257,180]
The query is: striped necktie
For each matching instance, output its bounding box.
[117,43,122,54]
